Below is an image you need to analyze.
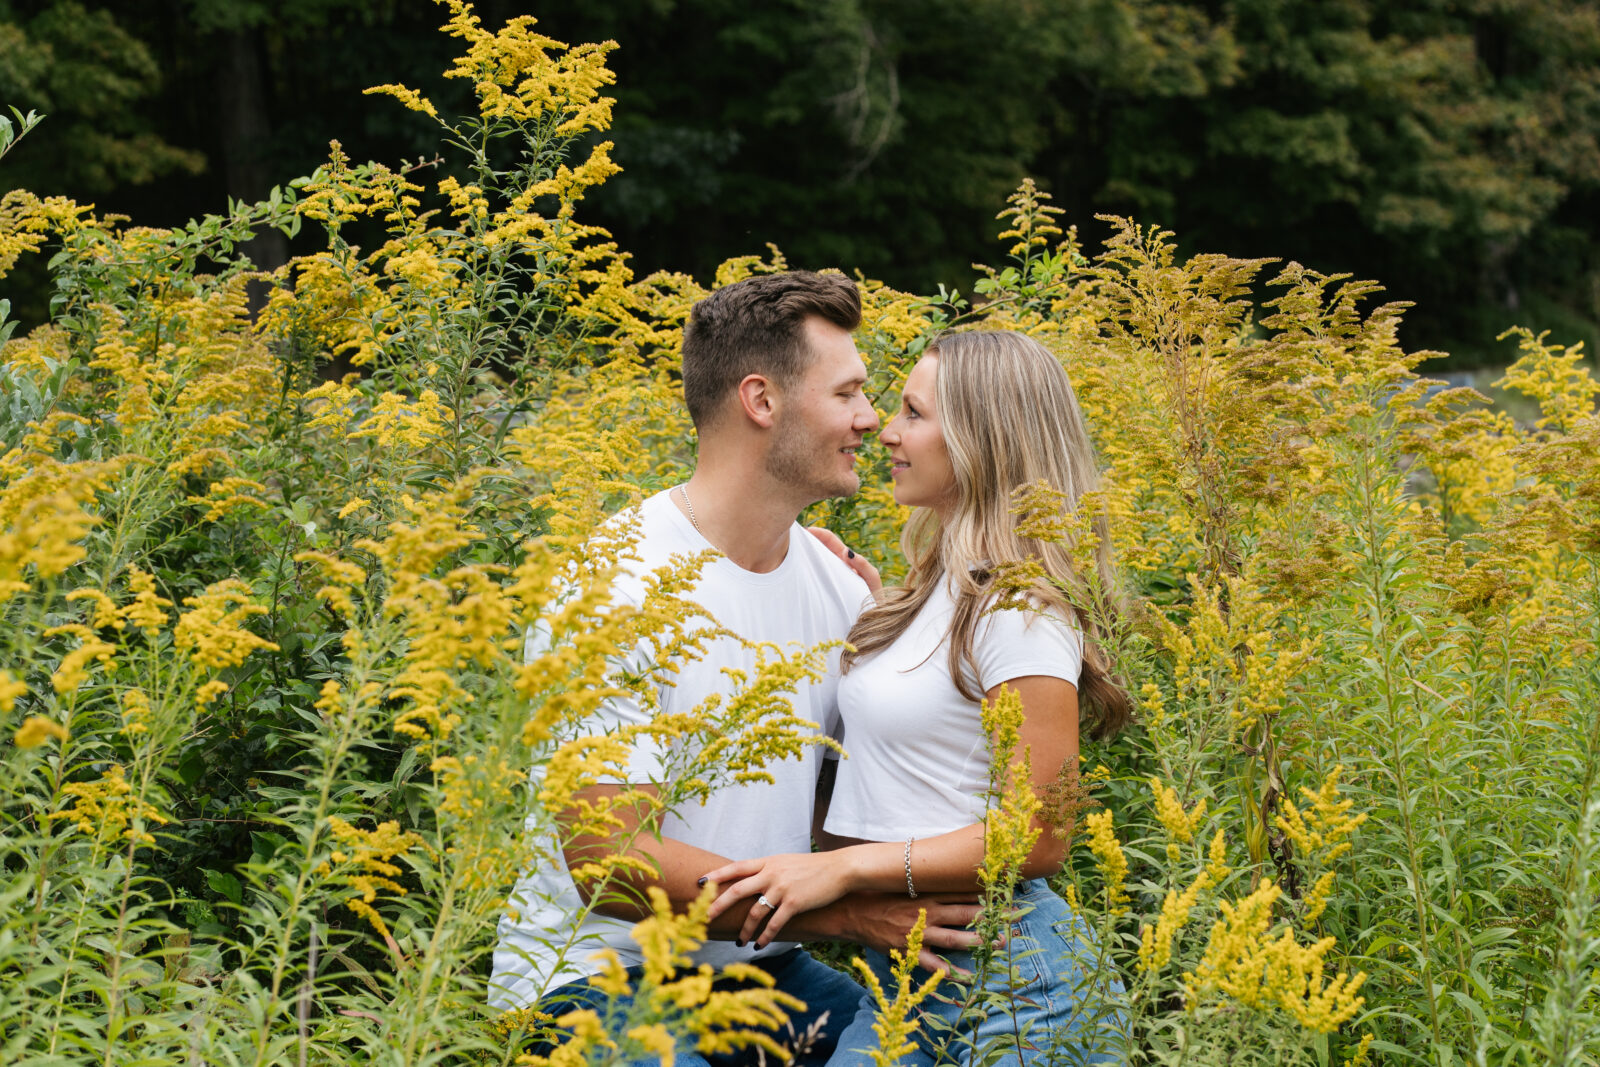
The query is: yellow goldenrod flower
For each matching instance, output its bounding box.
[1150,777,1207,863]
[1138,866,1212,973]
[322,816,426,938]
[1084,809,1130,914]
[980,684,1042,887]
[121,567,173,633]
[174,579,278,670]
[194,680,230,708]
[48,764,167,845]
[1184,880,1367,1033]
[13,714,69,748]
[1205,828,1231,886]
[0,669,26,713]
[45,624,116,694]
[851,909,944,1067]
[120,688,152,736]
[66,587,125,631]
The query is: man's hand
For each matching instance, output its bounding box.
[789,892,982,975]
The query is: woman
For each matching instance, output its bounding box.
[701,329,1131,1066]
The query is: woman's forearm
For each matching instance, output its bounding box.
[837,818,1067,896]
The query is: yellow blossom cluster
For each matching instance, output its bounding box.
[322,816,427,938]
[48,764,168,846]
[44,623,117,694]
[185,477,270,524]
[526,886,803,1067]
[1150,778,1207,861]
[1183,880,1367,1034]
[1276,767,1367,923]
[349,389,454,450]
[0,668,26,713]
[123,567,173,633]
[0,189,86,278]
[13,714,68,748]
[1083,809,1131,915]
[0,457,116,604]
[980,684,1043,887]
[851,909,945,1067]
[1138,867,1214,974]
[1275,767,1367,866]
[173,579,279,670]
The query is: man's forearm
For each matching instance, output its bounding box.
[567,831,764,938]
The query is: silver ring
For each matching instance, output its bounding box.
[757,894,775,910]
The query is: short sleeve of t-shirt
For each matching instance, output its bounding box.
[972,604,1084,692]
[523,618,671,782]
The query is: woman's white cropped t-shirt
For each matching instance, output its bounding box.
[824,580,1083,842]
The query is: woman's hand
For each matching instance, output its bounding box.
[806,526,882,596]
[702,851,856,948]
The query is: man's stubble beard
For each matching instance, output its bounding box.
[764,418,859,506]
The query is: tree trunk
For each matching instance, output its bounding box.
[217,27,287,312]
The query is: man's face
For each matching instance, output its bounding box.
[764,317,880,503]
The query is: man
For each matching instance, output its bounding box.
[492,271,981,1062]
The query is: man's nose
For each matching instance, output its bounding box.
[857,400,881,432]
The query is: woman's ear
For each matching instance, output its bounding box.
[737,373,778,429]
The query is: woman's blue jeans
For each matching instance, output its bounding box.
[827,880,1125,1067]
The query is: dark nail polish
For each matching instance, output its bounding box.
[697,876,708,887]
[736,939,746,947]
[847,549,855,559]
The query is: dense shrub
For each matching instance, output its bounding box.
[2,4,1597,1065]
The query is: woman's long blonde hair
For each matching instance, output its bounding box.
[842,329,1132,740]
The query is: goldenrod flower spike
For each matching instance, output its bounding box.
[1084,809,1130,915]
[46,765,167,846]
[980,684,1042,887]
[13,714,68,749]
[1149,777,1207,862]
[852,910,944,1067]
[1183,880,1368,1034]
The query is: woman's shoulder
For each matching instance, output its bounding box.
[974,589,1082,651]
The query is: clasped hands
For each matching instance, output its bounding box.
[701,850,982,975]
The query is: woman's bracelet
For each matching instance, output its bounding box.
[904,836,917,898]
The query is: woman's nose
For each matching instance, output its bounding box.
[879,416,901,445]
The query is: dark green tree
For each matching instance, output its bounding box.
[0,1,203,193]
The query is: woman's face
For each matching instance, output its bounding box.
[881,355,958,517]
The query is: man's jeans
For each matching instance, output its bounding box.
[532,948,868,1067]
[827,880,1125,1067]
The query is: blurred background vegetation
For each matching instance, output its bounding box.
[1,0,1596,367]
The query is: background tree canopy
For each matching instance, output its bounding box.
[1,0,1596,365]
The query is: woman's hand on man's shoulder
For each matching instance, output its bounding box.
[806,526,883,596]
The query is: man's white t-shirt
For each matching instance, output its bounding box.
[491,489,871,1010]
[824,580,1083,843]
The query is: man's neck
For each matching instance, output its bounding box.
[676,462,805,574]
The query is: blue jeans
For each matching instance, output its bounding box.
[532,948,868,1067]
[828,881,1125,1067]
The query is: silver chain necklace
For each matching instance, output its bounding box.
[677,484,702,534]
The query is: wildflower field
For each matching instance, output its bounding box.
[2,5,1598,1066]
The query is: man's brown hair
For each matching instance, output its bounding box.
[681,271,861,430]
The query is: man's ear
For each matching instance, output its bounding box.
[736,373,778,429]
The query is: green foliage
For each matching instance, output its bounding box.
[2,6,1600,1067]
